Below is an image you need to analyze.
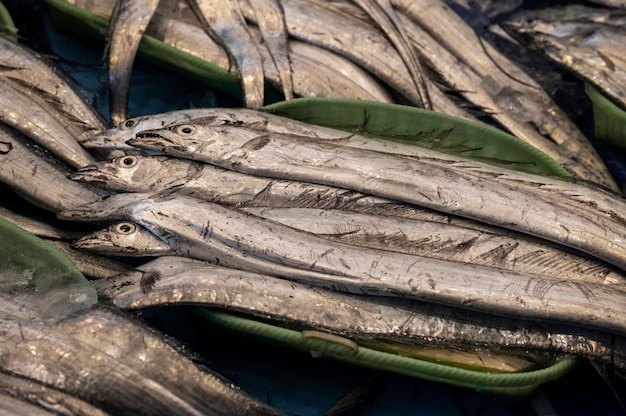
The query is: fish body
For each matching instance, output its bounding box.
[0,80,97,168]
[106,0,160,125]
[127,123,626,273]
[188,0,266,108]
[0,124,105,212]
[94,256,626,371]
[0,36,108,141]
[504,5,626,110]
[59,192,626,337]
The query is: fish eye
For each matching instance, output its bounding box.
[175,124,196,136]
[120,118,137,130]
[116,155,138,168]
[115,222,137,235]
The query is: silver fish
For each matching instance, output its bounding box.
[127,123,626,272]
[59,192,626,337]
[81,107,357,150]
[0,124,105,212]
[46,239,132,279]
[246,0,294,100]
[0,205,84,240]
[0,36,108,142]
[106,0,160,125]
[504,5,626,110]
[94,256,626,371]
[391,0,617,189]
[0,311,282,415]
[0,371,108,416]
[0,79,97,169]
[188,0,266,108]
[351,0,431,109]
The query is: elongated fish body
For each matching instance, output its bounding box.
[106,0,160,125]
[0,125,105,212]
[0,372,108,416]
[59,193,626,337]
[188,0,266,108]
[0,37,108,142]
[0,311,282,416]
[505,7,626,110]
[391,0,617,190]
[0,205,85,241]
[0,80,97,168]
[246,0,294,100]
[81,107,357,150]
[49,306,283,415]
[127,124,626,273]
[241,206,626,288]
[352,0,431,109]
[72,221,177,257]
[94,256,626,371]
[46,239,132,279]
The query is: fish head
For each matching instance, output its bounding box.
[72,221,174,257]
[81,114,181,150]
[127,124,204,157]
[69,155,193,193]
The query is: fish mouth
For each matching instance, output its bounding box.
[127,131,187,153]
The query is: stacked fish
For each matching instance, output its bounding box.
[42,101,626,380]
[2,1,626,413]
[55,0,619,190]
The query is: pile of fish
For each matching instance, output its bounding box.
[2,0,626,413]
[58,0,619,190]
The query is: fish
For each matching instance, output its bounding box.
[0,79,97,169]
[66,152,626,286]
[73,204,626,289]
[188,0,266,108]
[0,36,108,142]
[0,311,282,415]
[503,4,626,111]
[46,239,132,279]
[351,0,431,109]
[0,273,284,415]
[0,205,85,241]
[58,192,626,337]
[246,0,294,100]
[105,0,160,125]
[0,371,109,416]
[0,124,106,212]
[126,123,626,273]
[80,107,358,151]
[391,0,617,190]
[93,255,626,372]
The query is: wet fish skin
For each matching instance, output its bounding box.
[504,6,626,110]
[127,123,626,273]
[46,239,132,279]
[0,371,109,416]
[391,0,618,190]
[0,36,108,142]
[81,107,357,150]
[0,124,105,212]
[188,0,266,108]
[58,192,626,337]
[0,79,97,169]
[0,310,282,416]
[94,255,626,371]
[49,306,285,416]
[106,0,160,125]
[246,0,294,100]
[351,0,431,109]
